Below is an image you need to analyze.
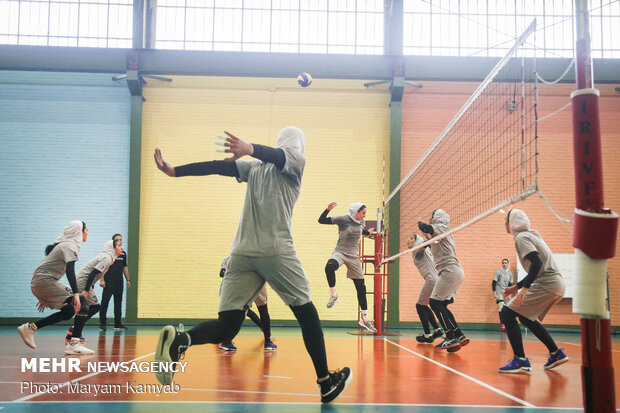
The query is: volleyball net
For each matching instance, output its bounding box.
[383,20,538,263]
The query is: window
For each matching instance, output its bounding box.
[154,0,384,54]
[0,0,133,47]
[404,0,620,58]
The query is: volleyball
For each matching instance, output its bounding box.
[297,72,312,87]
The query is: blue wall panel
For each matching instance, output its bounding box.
[0,71,130,318]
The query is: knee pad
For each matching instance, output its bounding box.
[352,278,365,289]
[59,304,75,320]
[429,298,443,313]
[499,306,518,325]
[290,302,324,340]
[325,259,339,273]
[218,310,246,342]
[77,295,90,316]
[416,303,426,314]
[516,314,536,329]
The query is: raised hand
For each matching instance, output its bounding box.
[327,202,337,210]
[154,148,175,177]
[223,131,254,161]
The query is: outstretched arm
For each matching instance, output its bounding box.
[155,148,240,178]
[318,202,337,224]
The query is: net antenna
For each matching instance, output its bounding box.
[382,20,538,263]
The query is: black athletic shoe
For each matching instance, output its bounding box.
[416,334,434,343]
[114,325,128,331]
[155,324,189,385]
[432,329,445,340]
[436,338,461,351]
[99,325,106,331]
[457,335,470,347]
[318,367,353,403]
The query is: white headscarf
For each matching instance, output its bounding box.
[54,220,84,251]
[348,202,365,224]
[431,209,450,225]
[412,234,424,248]
[276,126,306,154]
[507,209,531,237]
[102,240,116,263]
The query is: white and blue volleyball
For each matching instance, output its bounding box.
[297,72,312,87]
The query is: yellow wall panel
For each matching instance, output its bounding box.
[139,76,390,322]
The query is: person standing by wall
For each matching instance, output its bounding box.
[493,258,514,332]
[99,233,130,331]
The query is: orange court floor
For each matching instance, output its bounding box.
[1,325,619,413]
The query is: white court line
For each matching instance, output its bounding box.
[262,375,293,379]
[2,400,584,410]
[559,341,620,353]
[384,338,536,408]
[12,352,155,402]
[181,387,356,399]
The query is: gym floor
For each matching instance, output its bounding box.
[1,325,619,412]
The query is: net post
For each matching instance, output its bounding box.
[374,210,383,335]
[573,2,618,412]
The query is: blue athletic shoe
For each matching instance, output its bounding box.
[264,339,277,351]
[219,342,237,351]
[544,348,569,370]
[498,356,531,373]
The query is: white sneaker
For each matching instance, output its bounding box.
[358,318,377,333]
[326,295,339,309]
[64,339,95,355]
[18,323,37,349]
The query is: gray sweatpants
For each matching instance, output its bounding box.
[430,264,464,301]
[418,274,438,306]
[330,252,364,280]
[507,274,565,321]
[219,252,312,312]
[31,279,73,310]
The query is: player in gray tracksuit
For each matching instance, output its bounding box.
[492,258,513,331]
[407,234,443,343]
[153,126,352,403]
[418,209,469,352]
[498,209,569,373]
[319,201,376,333]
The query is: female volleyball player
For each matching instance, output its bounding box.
[218,256,277,351]
[153,127,352,403]
[64,239,123,354]
[318,202,376,333]
[492,258,513,331]
[407,234,443,343]
[17,221,90,353]
[418,209,469,352]
[498,209,569,373]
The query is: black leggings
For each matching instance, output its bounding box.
[188,303,329,380]
[429,298,460,340]
[416,303,439,334]
[188,310,246,345]
[66,304,101,340]
[34,295,89,330]
[257,304,271,340]
[325,259,367,310]
[325,259,338,287]
[244,305,272,340]
[500,306,558,358]
[100,282,124,327]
